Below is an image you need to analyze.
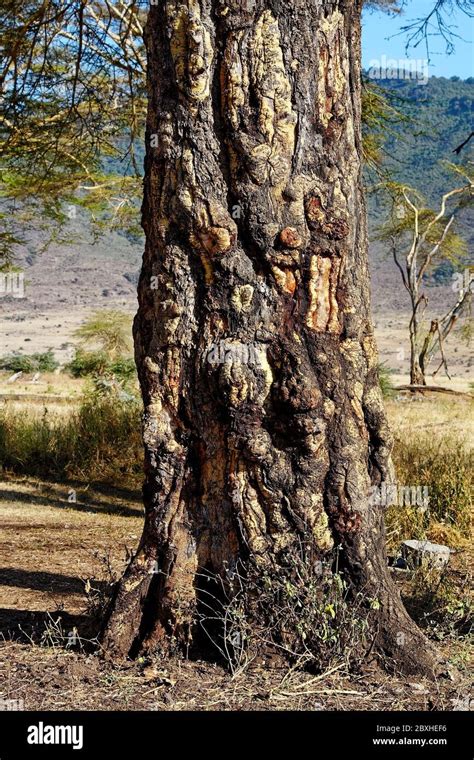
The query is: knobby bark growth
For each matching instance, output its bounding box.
[103,0,440,676]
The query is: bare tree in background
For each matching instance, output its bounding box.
[380,169,473,385]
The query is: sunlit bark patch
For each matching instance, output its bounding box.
[306,254,341,333]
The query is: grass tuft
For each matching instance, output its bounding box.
[386,432,472,551]
[0,395,142,486]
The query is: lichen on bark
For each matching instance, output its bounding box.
[103,0,440,677]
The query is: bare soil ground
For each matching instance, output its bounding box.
[0,639,470,712]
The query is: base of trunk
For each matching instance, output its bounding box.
[102,540,442,679]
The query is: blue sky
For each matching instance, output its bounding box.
[362,0,474,79]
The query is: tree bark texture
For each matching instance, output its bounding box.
[103,0,439,675]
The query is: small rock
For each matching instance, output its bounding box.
[401,540,451,569]
[123,271,139,286]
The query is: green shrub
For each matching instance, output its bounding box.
[66,349,136,383]
[66,350,110,377]
[109,356,136,382]
[377,362,396,399]
[0,349,59,373]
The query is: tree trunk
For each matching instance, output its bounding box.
[410,329,426,386]
[408,283,427,385]
[103,0,439,676]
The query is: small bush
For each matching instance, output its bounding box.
[73,310,132,358]
[66,350,110,378]
[108,356,136,382]
[377,362,396,399]
[66,349,136,383]
[0,349,59,373]
[196,545,374,675]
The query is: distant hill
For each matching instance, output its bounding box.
[367,75,474,215]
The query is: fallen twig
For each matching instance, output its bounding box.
[395,385,473,399]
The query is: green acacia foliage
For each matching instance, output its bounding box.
[0,0,147,256]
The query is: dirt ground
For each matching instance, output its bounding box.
[0,639,471,712]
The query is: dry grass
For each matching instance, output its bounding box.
[383,398,473,553]
[386,397,474,449]
[0,395,143,486]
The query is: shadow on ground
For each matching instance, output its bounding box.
[0,568,109,595]
[0,608,100,643]
[0,486,142,518]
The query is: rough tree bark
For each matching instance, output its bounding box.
[103,0,440,675]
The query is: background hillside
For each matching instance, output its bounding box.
[369,76,473,202]
[367,76,474,262]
